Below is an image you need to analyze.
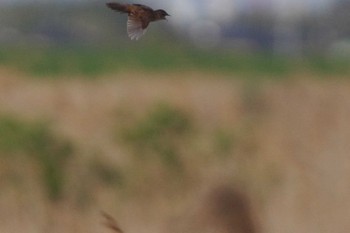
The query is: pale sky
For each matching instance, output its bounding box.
[131,0,333,25]
[0,0,336,27]
[0,0,338,48]
[0,0,333,12]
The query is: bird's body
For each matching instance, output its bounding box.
[106,2,169,40]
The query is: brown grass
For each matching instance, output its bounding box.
[102,211,124,233]
[1,69,350,233]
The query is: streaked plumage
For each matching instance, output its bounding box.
[106,2,170,40]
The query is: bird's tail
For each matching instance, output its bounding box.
[106,2,129,13]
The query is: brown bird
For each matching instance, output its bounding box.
[106,2,170,40]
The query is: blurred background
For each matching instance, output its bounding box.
[0,0,350,233]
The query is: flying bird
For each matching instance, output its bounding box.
[106,2,170,40]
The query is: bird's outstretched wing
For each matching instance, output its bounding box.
[127,17,147,40]
[131,4,154,11]
[106,2,129,13]
[107,2,155,40]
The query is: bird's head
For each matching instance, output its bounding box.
[154,9,170,20]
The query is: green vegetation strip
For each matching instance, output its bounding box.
[0,45,349,77]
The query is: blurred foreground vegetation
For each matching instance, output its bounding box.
[0,116,73,201]
[1,67,350,232]
[0,84,275,208]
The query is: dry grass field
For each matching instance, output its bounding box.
[0,68,350,233]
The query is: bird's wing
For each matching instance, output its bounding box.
[106,2,129,13]
[132,4,154,11]
[127,16,148,40]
